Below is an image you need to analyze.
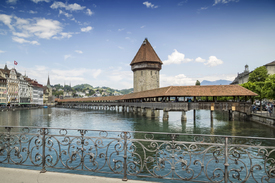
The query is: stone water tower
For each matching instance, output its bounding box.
[130,38,163,92]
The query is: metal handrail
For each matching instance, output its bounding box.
[0,126,274,182]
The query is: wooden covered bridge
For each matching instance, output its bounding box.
[57,85,257,121]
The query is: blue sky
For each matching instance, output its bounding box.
[0,0,274,89]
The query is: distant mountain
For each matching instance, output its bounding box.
[201,80,232,85]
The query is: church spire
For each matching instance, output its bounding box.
[4,64,8,70]
[47,74,51,87]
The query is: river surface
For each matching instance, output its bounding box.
[0,108,275,182]
[0,107,275,137]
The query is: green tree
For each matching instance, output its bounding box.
[195,80,200,86]
[241,81,265,111]
[248,66,268,82]
[263,74,275,99]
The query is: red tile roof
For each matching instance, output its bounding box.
[130,38,163,65]
[59,85,257,103]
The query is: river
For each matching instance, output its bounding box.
[0,107,275,137]
[0,107,275,182]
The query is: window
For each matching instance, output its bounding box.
[141,71,143,76]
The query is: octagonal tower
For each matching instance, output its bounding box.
[130,38,163,92]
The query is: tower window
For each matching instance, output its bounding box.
[151,71,152,75]
[141,71,143,76]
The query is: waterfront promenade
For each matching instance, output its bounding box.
[0,167,154,183]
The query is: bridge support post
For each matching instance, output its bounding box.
[142,108,146,116]
[210,111,213,121]
[129,106,133,113]
[181,111,187,122]
[151,108,155,118]
[193,110,196,121]
[134,107,138,114]
[163,109,169,121]
[229,110,234,121]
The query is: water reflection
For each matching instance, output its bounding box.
[0,108,274,138]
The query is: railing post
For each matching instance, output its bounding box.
[40,128,47,173]
[224,137,229,183]
[122,131,128,181]
[5,127,12,164]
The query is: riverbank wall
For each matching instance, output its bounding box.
[232,111,275,128]
[0,106,55,112]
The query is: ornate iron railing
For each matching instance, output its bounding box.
[0,126,274,182]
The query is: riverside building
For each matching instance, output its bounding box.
[0,64,44,106]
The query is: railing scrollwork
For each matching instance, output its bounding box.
[0,126,275,182]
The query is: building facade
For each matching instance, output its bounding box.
[231,61,275,85]
[130,38,163,92]
[7,68,19,106]
[0,70,7,106]
[18,74,30,104]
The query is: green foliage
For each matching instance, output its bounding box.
[73,84,93,90]
[52,90,63,97]
[241,82,265,100]
[195,80,200,86]
[263,74,275,99]
[248,66,268,82]
[119,88,133,95]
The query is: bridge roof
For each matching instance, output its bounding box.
[130,38,162,66]
[59,85,257,103]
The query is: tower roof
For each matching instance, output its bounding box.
[130,38,162,66]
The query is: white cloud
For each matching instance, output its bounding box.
[163,49,193,65]
[204,56,223,67]
[0,50,6,53]
[12,37,40,45]
[195,57,206,63]
[108,70,132,82]
[75,50,83,54]
[52,68,101,79]
[29,10,37,14]
[199,6,208,11]
[118,46,124,50]
[31,0,50,3]
[53,32,73,39]
[160,73,235,87]
[141,25,145,28]
[118,28,124,31]
[59,10,72,18]
[12,31,30,38]
[198,74,235,82]
[0,14,14,30]
[0,29,7,35]
[50,2,86,11]
[143,1,158,8]
[125,37,135,42]
[86,8,93,16]
[6,0,17,4]
[23,18,62,39]
[81,26,92,32]
[161,74,195,86]
[64,54,71,60]
[91,69,102,78]
[178,0,188,6]
[213,0,239,6]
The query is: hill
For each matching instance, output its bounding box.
[73,84,93,90]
